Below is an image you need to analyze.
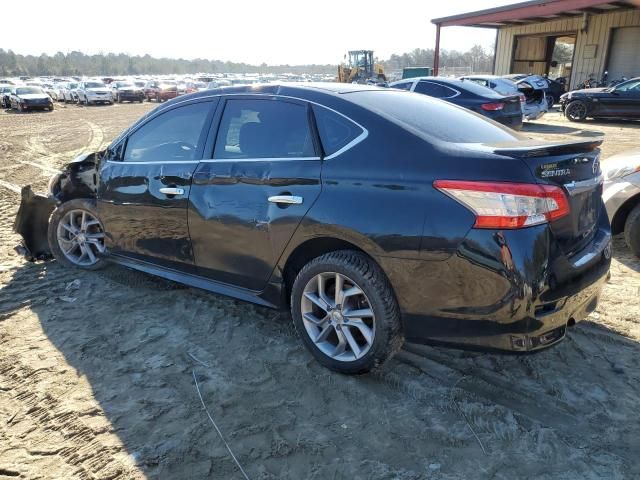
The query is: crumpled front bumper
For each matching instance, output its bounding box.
[14,186,55,261]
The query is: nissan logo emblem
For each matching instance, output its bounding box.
[592,159,600,175]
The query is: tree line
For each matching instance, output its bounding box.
[0,45,494,77]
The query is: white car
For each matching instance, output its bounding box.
[60,82,80,103]
[76,81,113,105]
[460,74,548,121]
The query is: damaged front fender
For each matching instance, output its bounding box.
[14,186,55,260]
[14,150,102,261]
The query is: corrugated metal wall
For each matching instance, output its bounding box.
[494,8,640,88]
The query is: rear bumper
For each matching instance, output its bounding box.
[379,210,611,352]
[494,113,523,130]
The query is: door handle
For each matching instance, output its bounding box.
[159,187,185,195]
[268,195,303,205]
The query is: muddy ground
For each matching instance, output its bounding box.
[0,102,639,480]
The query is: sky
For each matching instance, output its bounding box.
[0,0,526,65]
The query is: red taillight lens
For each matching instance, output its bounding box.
[481,102,505,111]
[433,180,570,229]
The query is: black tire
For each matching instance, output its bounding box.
[290,250,403,374]
[624,203,640,259]
[565,100,587,122]
[546,95,555,109]
[48,198,107,271]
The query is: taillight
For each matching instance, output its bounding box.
[433,180,570,229]
[481,102,504,111]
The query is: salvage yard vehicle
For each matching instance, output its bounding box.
[0,84,13,108]
[15,83,611,373]
[60,82,79,103]
[603,148,640,258]
[560,77,640,122]
[9,86,54,112]
[143,80,178,102]
[111,81,144,103]
[459,75,548,122]
[76,81,113,105]
[390,76,524,129]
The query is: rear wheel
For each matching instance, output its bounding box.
[290,250,403,374]
[565,100,587,121]
[546,95,555,109]
[48,199,107,270]
[624,203,640,258]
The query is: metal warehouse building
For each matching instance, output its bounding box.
[432,0,640,89]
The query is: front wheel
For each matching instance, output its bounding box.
[48,199,107,270]
[624,203,640,259]
[291,251,403,374]
[565,100,587,121]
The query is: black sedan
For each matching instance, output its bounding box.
[389,77,523,130]
[15,84,610,373]
[111,81,145,103]
[560,77,640,122]
[10,86,54,112]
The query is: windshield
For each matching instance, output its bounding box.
[16,87,44,95]
[85,82,106,88]
[118,83,135,88]
[347,89,522,144]
[615,79,640,92]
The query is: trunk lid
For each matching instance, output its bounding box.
[492,139,604,255]
[502,95,522,114]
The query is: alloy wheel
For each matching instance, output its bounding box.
[301,272,375,362]
[56,209,105,266]
[566,102,586,121]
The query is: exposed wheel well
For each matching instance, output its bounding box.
[282,237,369,303]
[611,193,640,235]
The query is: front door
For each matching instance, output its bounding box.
[98,99,217,271]
[188,96,322,291]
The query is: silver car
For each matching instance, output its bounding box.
[602,148,640,257]
[76,81,113,105]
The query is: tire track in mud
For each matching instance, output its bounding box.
[23,120,105,165]
[0,353,137,480]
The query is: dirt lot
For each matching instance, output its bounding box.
[0,103,639,480]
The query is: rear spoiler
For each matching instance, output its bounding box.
[492,139,603,158]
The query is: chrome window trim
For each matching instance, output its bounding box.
[109,91,369,164]
[106,160,200,165]
[202,157,321,163]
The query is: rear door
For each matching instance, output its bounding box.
[98,98,217,271]
[188,96,322,291]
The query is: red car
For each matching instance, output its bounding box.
[143,81,178,102]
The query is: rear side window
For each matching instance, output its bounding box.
[312,106,363,156]
[414,81,458,99]
[123,102,212,161]
[214,99,315,159]
[346,90,522,144]
[391,81,414,91]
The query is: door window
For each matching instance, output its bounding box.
[123,102,212,162]
[312,105,364,156]
[392,81,414,91]
[214,99,315,159]
[414,81,458,98]
[615,79,640,93]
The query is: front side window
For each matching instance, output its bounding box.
[123,102,212,162]
[312,105,363,156]
[414,81,458,99]
[214,99,315,159]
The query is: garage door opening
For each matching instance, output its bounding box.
[606,26,640,82]
[511,33,576,84]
